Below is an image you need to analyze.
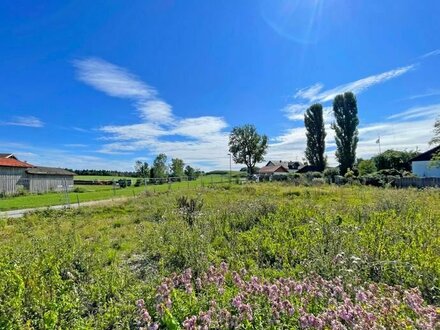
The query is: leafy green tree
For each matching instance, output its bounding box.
[429,118,440,167]
[332,92,359,175]
[184,165,196,179]
[170,158,185,178]
[152,153,168,178]
[134,161,149,178]
[304,103,327,171]
[358,159,377,176]
[372,149,419,171]
[430,118,440,146]
[228,124,268,175]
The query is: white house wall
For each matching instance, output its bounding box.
[412,161,440,178]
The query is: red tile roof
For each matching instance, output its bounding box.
[0,158,33,168]
[259,165,289,174]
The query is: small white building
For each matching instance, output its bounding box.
[411,146,440,178]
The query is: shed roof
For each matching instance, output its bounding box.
[410,145,440,162]
[26,167,75,176]
[0,158,33,168]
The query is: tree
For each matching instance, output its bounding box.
[372,149,419,171]
[152,153,168,178]
[134,161,149,178]
[357,159,377,176]
[332,92,359,175]
[430,118,440,146]
[429,118,440,167]
[228,124,268,175]
[184,165,196,179]
[170,158,185,178]
[304,103,327,171]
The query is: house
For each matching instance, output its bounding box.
[258,164,290,176]
[0,153,75,195]
[410,145,440,178]
[264,160,303,172]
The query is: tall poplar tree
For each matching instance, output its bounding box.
[332,92,359,175]
[304,103,327,171]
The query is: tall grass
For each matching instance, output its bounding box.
[0,184,438,328]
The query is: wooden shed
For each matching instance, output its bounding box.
[0,156,33,195]
[0,153,75,195]
[25,167,75,193]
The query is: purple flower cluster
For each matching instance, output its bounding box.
[135,299,159,330]
[136,263,440,329]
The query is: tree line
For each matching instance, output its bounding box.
[228,92,439,175]
[134,154,202,179]
[228,91,361,175]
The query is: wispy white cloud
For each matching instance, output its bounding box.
[420,49,440,59]
[282,104,308,121]
[387,104,440,121]
[285,64,415,122]
[74,58,156,99]
[137,100,174,123]
[404,89,440,100]
[74,57,231,169]
[294,65,415,104]
[1,116,44,128]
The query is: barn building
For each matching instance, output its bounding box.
[25,167,75,193]
[0,155,33,195]
[0,153,75,195]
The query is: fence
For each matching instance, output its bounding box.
[393,177,440,188]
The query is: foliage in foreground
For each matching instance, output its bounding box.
[0,184,439,329]
[136,263,439,329]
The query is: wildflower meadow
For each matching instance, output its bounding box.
[0,184,439,329]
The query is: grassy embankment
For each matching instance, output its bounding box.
[0,183,438,328]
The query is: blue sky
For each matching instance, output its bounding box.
[1,0,439,171]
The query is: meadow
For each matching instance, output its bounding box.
[0,174,234,211]
[0,183,439,329]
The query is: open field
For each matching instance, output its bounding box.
[0,183,439,329]
[0,175,233,211]
[74,175,136,181]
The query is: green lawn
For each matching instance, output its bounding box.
[0,174,233,211]
[0,184,438,328]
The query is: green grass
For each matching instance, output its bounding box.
[0,175,233,211]
[0,184,439,328]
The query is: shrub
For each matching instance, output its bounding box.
[311,178,325,185]
[323,167,339,183]
[176,196,204,227]
[358,159,377,175]
[344,169,355,179]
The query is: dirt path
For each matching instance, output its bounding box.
[0,197,131,219]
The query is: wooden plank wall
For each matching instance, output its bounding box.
[28,175,74,193]
[0,167,27,195]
